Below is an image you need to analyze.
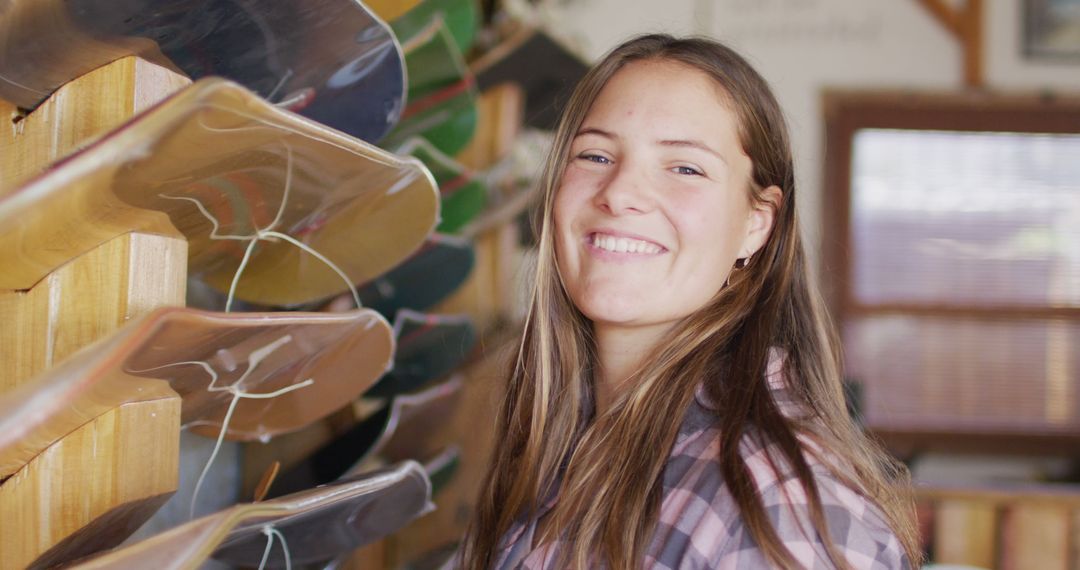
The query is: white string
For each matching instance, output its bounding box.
[270,526,292,570]
[261,231,361,309]
[190,378,314,519]
[257,525,275,570]
[179,335,315,519]
[161,141,361,311]
[256,525,293,570]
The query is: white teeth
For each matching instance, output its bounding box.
[590,233,661,255]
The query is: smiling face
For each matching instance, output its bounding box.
[553,59,778,338]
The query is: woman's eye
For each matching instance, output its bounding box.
[577,153,611,165]
[673,165,703,176]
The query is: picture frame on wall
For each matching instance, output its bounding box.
[1024,0,1080,60]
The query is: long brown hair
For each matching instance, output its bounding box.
[461,34,921,568]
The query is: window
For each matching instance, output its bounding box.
[823,92,1080,454]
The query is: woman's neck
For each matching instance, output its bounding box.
[593,322,670,413]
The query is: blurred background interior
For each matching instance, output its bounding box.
[0,0,1077,569]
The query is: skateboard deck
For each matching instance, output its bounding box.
[70,461,432,570]
[390,0,480,55]
[0,0,406,143]
[382,17,478,157]
[398,136,488,234]
[366,310,477,399]
[355,234,476,316]
[0,78,439,307]
[474,28,589,130]
[423,444,461,496]
[0,306,393,477]
[366,0,425,23]
[271,375,464,497]
[368,376,464,468]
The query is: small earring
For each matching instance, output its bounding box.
[734,255,751,270]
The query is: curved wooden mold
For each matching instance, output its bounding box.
[383,16,479,157]
[398,136,488,234]
[0,78,440,306]
[69,461,433,570]
[0,231,188,394]
[0,0,406,142]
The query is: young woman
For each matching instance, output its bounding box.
[460,34,921,569]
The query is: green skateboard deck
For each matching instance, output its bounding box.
[398,137,487,234]
[382,17,478,157]
[391,0,480,55]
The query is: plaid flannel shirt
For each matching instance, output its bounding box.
[490,357,911,569]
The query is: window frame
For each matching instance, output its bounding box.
[821,90,1080,455]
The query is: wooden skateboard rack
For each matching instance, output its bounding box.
[0,57,189,569]
[1,5,529,563]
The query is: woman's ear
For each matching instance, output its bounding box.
[739,185,783,259]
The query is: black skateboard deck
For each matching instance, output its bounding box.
[0,0,406,142]
[71,461,432,569]
[270,375,463,497]
[366,310,476,399]
[354,234,475,316]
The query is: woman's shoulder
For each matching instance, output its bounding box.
[653,372,910,568]
[657,420,909,569]
[712,456,911,569]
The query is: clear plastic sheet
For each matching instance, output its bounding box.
[0,0,406,142]
[0,79,440,306]
[0,306,393,477]
[68,461,433,569]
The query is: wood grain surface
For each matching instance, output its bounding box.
[0,231,187,394]
[0,392,181,569]
[0,56,191,195]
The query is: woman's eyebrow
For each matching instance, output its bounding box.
[574,126,617,139]
[658,139,728,165]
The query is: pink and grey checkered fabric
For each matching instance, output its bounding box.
[484,359,911,569]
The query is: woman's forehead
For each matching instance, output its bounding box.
[575,60,743,152]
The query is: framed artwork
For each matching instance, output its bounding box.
[1024,0,1080,60]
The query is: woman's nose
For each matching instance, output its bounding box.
[593,162,652,215]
